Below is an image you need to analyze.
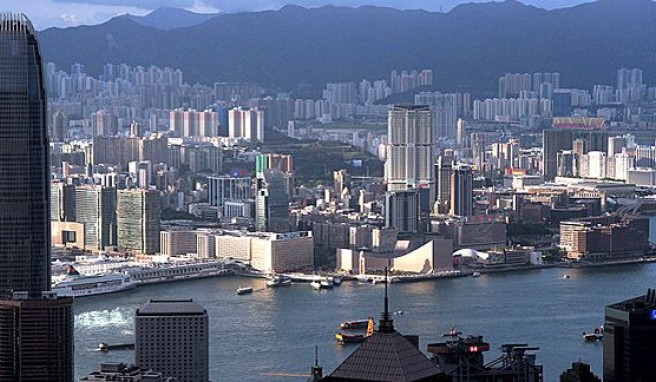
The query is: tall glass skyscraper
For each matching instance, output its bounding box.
[0,14,50,296]
[0,14,73,382]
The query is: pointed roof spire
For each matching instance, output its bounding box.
[378,266,395,333]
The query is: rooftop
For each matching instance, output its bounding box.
[136,299,206,316]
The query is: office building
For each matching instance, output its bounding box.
[603,289,656,382]
[228,107,264,142]
[75,185,117,250]
[117,189,160,254]
[136,299,209,382]
[52,109,67,142]
[450,164,473,217]
[51,181,76,222]
[543,129,573,181]
[435,156,453,213]
[256,169,290,233]
[0,14,50,296]
[207,176,254,207]
[159,230,198,257]
[0,14,74,381]
[385,105,434,202]
[385,190,420,233]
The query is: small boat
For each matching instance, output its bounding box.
[472,272,481,278]
[98,342,134,352]
[310,281,322,290]
[563,274,571,279]
[335,332,366,344]
[583,327,603,342]
[340,320,369,330]
[281,277,292,286]
[266,275,282,287]
[336,318,375,344]
[320,280,334,289]
[333,276,343,286]
[236,286,253,295]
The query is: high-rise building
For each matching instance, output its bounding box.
[207,176,254,207]
[256,169,290,232]
[135,299,209,382]
[542,129,573,181]
[75,185,117,250]
[0,14,51,296]
[560,362,601,382]
[385,190,420,233]
[435,156,453,214]
[450,164,473,217]
[228,107,264,142]
[52,109,67,142]
[117,189,161,254]
[0,14,74,381]
[385,105,434,201]
[603,289,656,382]
[50,181,76,222]
[333,170,350,195]
[456,118,467,147]
[414,92,458,139]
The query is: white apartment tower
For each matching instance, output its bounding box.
[385,105,434,202]
[228,107,264,142]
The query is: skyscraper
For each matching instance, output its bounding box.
[450,164,473,217]
[435,156,453,214]
[0,14,74,381]
[52,109,67,142]
[75,185,117,250]
[0,13,50,296]
[117,189,161,254]
[256,169,290,233]
[385,105,434,202]
[603,289,656,382]
[542,129,573,181]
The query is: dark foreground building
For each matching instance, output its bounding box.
[603,288,656,382]
[0,13,74,382]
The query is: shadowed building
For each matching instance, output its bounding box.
[603,289,656,382]
[0,14,74,381]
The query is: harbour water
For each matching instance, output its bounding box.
[74,262,656,380]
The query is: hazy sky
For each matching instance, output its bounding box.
[4,0,595,30]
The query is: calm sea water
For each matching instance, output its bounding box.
[74,263,656,381]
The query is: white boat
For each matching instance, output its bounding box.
[52,272,139,298]
[310,280,322,290]
[472,272,481,278]
[320,280,334,289]
[332,276,343,286]
[236,286,253,295]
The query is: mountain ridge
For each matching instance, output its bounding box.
[38,1,656,96]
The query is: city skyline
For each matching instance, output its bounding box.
[6,0,598,29]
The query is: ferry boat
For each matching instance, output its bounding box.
[336,318,375,344]
[52,266,139,298]
[123,261,230,284]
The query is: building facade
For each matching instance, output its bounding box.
[135,299,209,382]
[117,189,161,254]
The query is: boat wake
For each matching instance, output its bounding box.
[75,308,132,330]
